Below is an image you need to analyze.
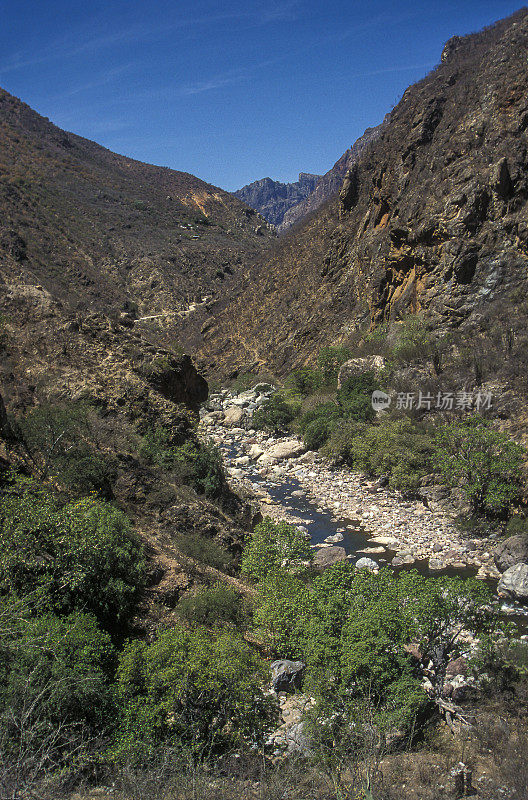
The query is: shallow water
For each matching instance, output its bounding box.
[218,431,528,629]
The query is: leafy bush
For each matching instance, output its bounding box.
[16,403,116,497]
[317,346,352,386]
[177,533,234,572]
[297,402,341,450]
[255,563,496,729]
[0,601,116,792]
[140,430,225,499]
[252,394,299,434]
[0,476,146,627]
[336,373,379,422]
[325,418,433,493]
[434,416,525,516]
[241,517,313,582]
[176,583,247,628]
[283,368,322,398]
[112,625,274,763]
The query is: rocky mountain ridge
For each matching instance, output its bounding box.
[234,172,320,228]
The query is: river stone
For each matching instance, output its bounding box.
[313,546,347,569]
[498,563,528,601]
[493,535,528,573]
[266,440,306,461]
[356,557,379,572]
[223,407,244,426]
[325,532,344,544]
[248,444,264,459]
[392,553,416,567]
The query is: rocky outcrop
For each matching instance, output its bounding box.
[498,563,528,601]
[337,356,386,388]
[140,353,208,412]
[313,545,347,569]
[234,173,320,228]
[494,535,528,573]
[270,660,306,693]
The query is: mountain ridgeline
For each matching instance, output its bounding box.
[234,172,320,228]
[199,8,528,379]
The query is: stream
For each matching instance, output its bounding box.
[201,402,528,633]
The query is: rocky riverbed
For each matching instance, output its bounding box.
[199,386,528,611]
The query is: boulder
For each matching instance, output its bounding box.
[355,556,379,571]
[391,553,416,567]
[270,660,305,693]
[337,356,386,388]
[498,563,528,601]
[446,657,468,678]
[266,440,306,461]
[223,407,244,426]
[313,546,347,569]
[493,535,528,573]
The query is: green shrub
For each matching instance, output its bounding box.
[324,418,433,493]
[241,517,313,582]
[297,402,341,450]
[177,533,234,572]
[0,601,116,788]
[255,563,496,731]
[252,394,299,433]
[16,403,116,497]
[140,430,225,499]
[176,583,247,628]
[434,416,525,516]
[0,476,146,626]
[283,368,322,398]
[317,346,352,386]
[336,373,379,422]
[112,625,274,763]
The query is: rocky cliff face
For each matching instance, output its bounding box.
[234,172,320,228]
[198,9,528,378]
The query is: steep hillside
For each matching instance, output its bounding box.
[0,86,272,331]
[234,172,320,227]
[0,88,270,618]
[198,9,528,378]
[280,120,386,230]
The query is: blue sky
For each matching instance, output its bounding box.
[0,1,524,190]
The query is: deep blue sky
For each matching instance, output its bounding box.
[0,1,524,190]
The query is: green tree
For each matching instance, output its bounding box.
[325,418,433,493]
[434,416,525,516]
[112,625,275,763]
[0,600,115,795]
[240,518,313,582]
[0,476,146,626]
